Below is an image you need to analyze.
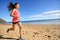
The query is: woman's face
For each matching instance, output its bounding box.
[15,4,19,9]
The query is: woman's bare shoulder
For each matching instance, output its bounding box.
[11,9,16,13]
[12,9,16,11]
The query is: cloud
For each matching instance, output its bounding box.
[29,15,43,18]
[43,10,60,14]
[43,10,60,16]
[27,10,60,20]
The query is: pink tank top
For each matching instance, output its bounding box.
[12,10,20,22]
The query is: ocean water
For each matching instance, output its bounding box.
[21,19,60,24]
[0,19,60,24]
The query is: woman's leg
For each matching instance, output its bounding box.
[7,24,15,32]
[17,22,22,38]
[11,24,15,31]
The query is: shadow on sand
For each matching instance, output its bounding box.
[0,35,24,40]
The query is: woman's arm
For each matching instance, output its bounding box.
[10,9,15,17]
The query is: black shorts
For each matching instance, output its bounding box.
[12,21,20,24]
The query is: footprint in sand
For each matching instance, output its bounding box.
[58,35,60,39]
[33,32,39,38]
[33,32,39,35]
[43,34,51,38]
[0,35,3,38]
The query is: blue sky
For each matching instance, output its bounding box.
[0,0,60,22]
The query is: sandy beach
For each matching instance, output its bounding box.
[0,24,60,40]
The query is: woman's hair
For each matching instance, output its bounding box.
[8,2,18,11]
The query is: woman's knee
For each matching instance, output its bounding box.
[10,28,15,31]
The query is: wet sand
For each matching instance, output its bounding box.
[0,24,60,40]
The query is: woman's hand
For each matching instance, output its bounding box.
[14,16,20,20]
[10,13,14,17]
[18,16,20,20]
[10,9,15,17]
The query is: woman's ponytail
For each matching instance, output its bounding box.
[8,2,15,11]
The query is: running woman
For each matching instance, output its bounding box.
[7,2,22,39]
